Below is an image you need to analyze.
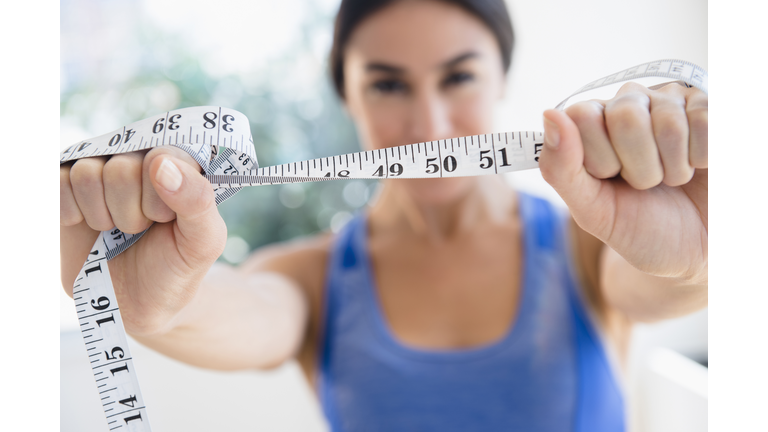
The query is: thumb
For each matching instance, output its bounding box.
[149,155,226,259]
[539,109,605,228]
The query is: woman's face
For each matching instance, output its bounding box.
[343,0,507,204]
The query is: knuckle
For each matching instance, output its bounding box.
[656,82,686,95]
[612,81,652,100]
[103,155,142,187]
[654,115,686,146]
[566,101,603,125]
[618,82,648,94]
[606,95,649,129]
[607,107,639,130]
[69,158,105,189]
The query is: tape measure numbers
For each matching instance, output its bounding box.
[61,59,708,431]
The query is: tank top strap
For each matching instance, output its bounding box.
[517,192,625,431]
[319,211,368,338]
[318,212,368,427]
[533,194,627,432]
[517,191,560,253]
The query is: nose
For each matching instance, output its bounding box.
[406,89,453,143]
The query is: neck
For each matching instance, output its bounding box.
[368,176,516,242]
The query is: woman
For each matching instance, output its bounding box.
[60,0,708,430]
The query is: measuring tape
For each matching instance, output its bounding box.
[61,59,707,431]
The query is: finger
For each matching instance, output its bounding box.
[69,156,115,231]
[104,151,152,234]
[605,91,663,190]
[686,90,708,169]
[540,109,611,239]
[649,92,693,186]
[149,155,226,265]
[565,100,621,179]
[142,146,202,223]
[60,163,84,226]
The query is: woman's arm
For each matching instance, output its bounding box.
[130,234,330,371]
[131,262,309,371]
[572,217,707,325]
[599,244,707,323]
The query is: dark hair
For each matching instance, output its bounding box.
[330,0,515,99]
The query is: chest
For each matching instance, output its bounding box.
[369,226,524,349]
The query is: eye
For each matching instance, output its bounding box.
[442,72,474,87]
[371,79,408,94]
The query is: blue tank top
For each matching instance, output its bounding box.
[317,192,625,431]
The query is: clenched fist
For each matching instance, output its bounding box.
[540,82,707,282]
[60,146,227,336]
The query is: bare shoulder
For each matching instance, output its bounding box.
[238,232,334,382]
[238,232,333,294]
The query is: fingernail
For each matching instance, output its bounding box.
[543,118,560,149]
[157,158,182,192]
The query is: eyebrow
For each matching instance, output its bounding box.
[366,62,405,74]
[365,51,480,74]
[442,51,479,68]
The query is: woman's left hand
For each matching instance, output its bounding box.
[539,82,707,282]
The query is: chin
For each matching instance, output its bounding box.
[396,177,476,206]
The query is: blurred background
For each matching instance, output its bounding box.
[60,0,708,430]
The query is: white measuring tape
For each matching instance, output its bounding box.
[61,59,707,431]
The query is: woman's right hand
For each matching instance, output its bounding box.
[60,146,227,337]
